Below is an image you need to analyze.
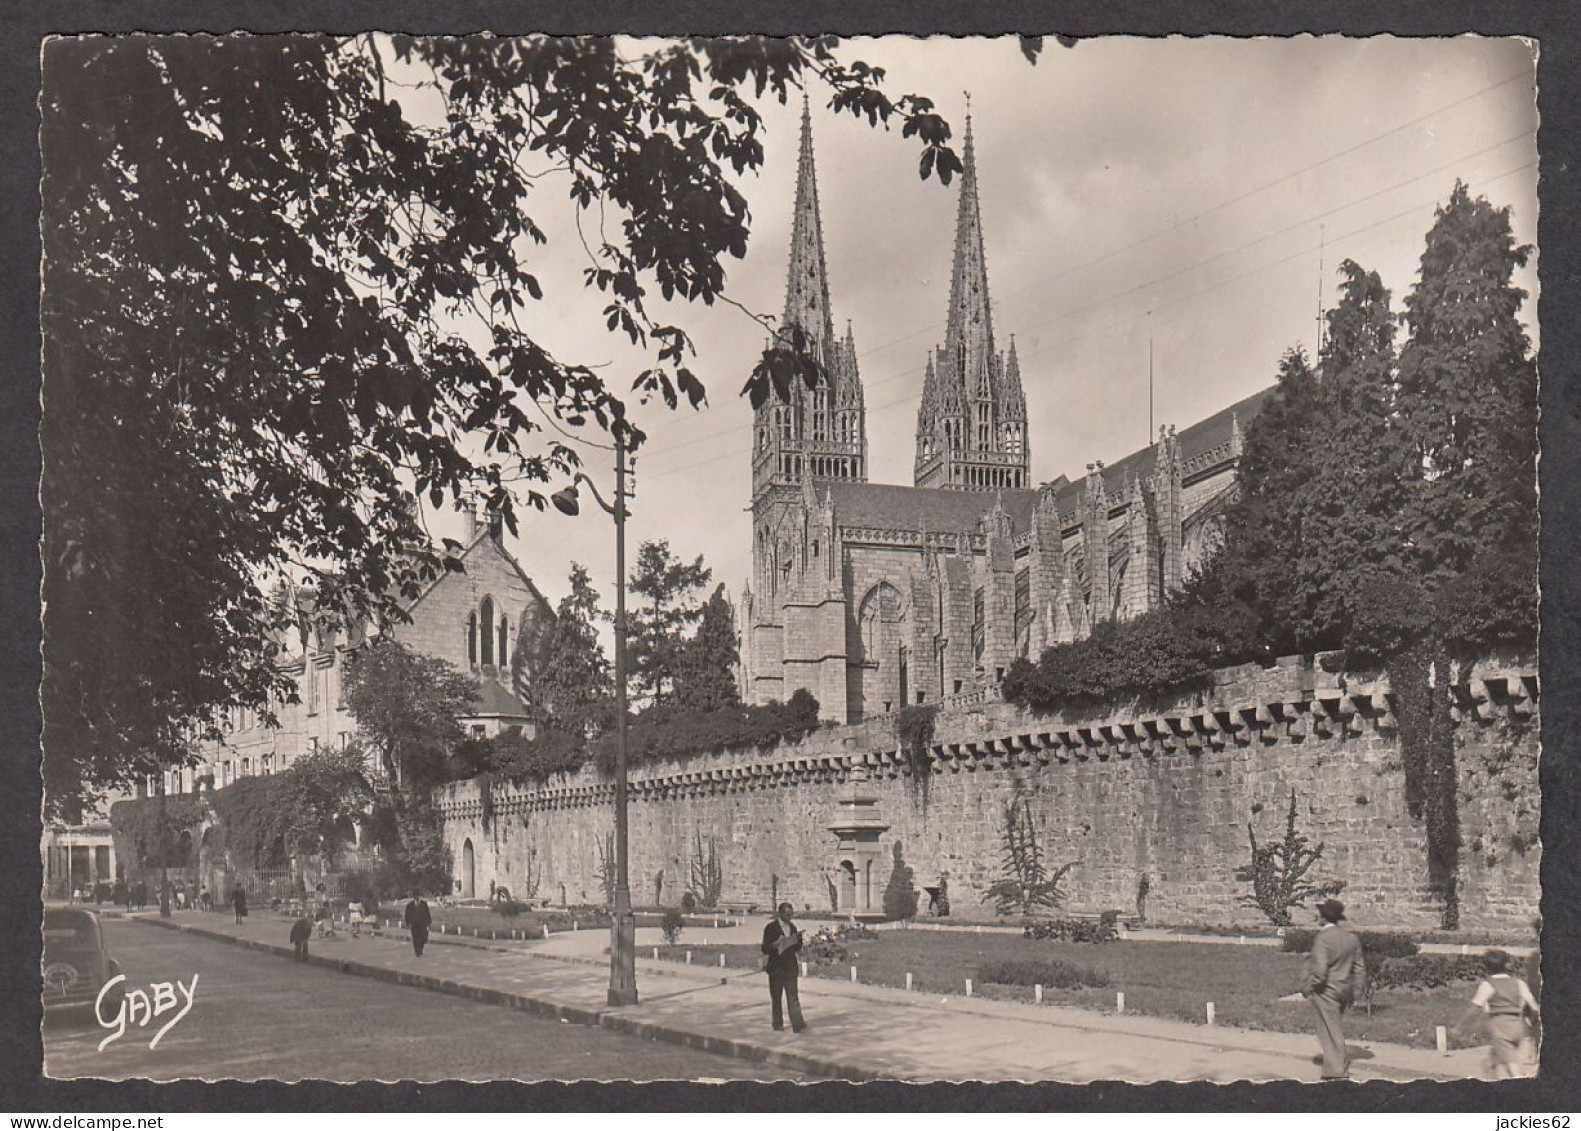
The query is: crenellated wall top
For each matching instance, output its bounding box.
[435,651,1537,823]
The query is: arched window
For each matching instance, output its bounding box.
[467,612,478,669]
[498,615,509,670]
[480,597,495,668]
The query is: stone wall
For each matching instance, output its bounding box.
[437,652,1540,931]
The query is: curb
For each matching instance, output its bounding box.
[130,915,869,1081]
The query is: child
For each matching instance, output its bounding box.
[1457,949,1539,1079]
[290,916,312,963]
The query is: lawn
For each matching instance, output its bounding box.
[653,930,1486,1051]
[346,903,743,941]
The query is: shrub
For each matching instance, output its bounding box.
[593,689,821,774]
[1023,918,1119,944]
[976,958,1111,990]
[1281,928,1418,960]
[660,908,685,946]
[984,796,1074,916]
[1372,954,1486,992]
[680,890,697,913]
[493,899,528,920]
[1235,789,1345,926]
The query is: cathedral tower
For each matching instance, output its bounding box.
[914,111,1029,492]
[751,97,868,512]
[744,98,866,705]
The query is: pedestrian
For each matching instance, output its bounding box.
[404,893,431,957]
[113,879,128,908]
[290,916,312,963]
[1303,897,1364,1080]
[71,887,81,905]
[1456,950,1539,1080]
[199,886,211,913]
[1524,917,1542,1068]
[133,881,146,910]
[232,884,248,925]
[760,901,807,1034]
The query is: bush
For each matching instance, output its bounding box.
[493,899,528,920]
[976,958,1112,990]
[1372,954,1486,992]
[661,908,685,946]
[593,689,821,774]
[1022,917,1119,944]
[1281,928,1418,960]
[680,890,697,913]
[488,726,588,784]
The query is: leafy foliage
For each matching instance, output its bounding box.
[661,908,685,945]
[975,957,1112,990]
[362,793,452,897]
[342,640,477,789]
[1281,928,1419,960]
[592,688,821,774]
[983,796,1074,917]
[1235,790,1345,927]
[894,705,937,805]
[109,794,209,872]
[40,33,972,816]
[629,540,712,708]
[1370,953,1485,991]
[520,563,613,737]
[690,831,725,908]
[1021,918,1120,944]
[481,726,588,785]
[672,584,742,714]
[1001,183,1534,725]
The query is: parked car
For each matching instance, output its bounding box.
[42,907,123,1015]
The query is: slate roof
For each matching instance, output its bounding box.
[819,385,1274,539]
[467,678,530,719]
[1046,386,1275,518]
[821,480,1040,538]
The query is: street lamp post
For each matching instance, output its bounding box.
[552,432,637,1006]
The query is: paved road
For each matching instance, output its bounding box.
[43,918,809,1083]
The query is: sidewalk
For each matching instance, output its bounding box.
[127,910,1487,1084]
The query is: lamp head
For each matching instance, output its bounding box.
[551,485,580,516]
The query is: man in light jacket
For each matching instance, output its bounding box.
[1304,898,1365,1079]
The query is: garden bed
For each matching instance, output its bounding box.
[652,930,1488,1050]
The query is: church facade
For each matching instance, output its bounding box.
[739,105,1272,724]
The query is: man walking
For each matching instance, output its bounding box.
[1304,898,1364,1079]
[760,902,807,1033]
[232,884,248,925]
[404,893,432,957]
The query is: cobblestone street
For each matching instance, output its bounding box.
[42,917,809,1083]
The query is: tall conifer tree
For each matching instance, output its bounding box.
[673,584,742,713]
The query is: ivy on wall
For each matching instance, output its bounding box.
[894,704,938,808]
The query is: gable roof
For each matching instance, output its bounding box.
[406,527,553,619]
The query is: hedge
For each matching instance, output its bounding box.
[1023,918,1120,944]
[1281,929,1418,960]
[976,957,1112,990]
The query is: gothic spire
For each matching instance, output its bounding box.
[943,110,995,397]
[782,94,835,361]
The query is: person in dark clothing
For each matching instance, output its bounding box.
[132,881,147,910]
[290,916,312,962]
[232,885,248,925]
[404,895,432,957]
[760,902,807,1033]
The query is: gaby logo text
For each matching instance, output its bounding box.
[95,974,199,1052]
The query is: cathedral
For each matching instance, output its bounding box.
[738,102,1272,724]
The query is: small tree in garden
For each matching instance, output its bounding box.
[983,795,1074,917]
[1236,789,1346,926]
[594,831,615,909]
[690,830,724,907]
[661,908,685,946]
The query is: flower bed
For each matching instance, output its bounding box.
[652,928,1488,1049]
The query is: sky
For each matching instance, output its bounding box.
[425,35,1540,630]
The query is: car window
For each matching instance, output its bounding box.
[43,913,98,948]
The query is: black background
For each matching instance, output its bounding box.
[3,0,1576,1113]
